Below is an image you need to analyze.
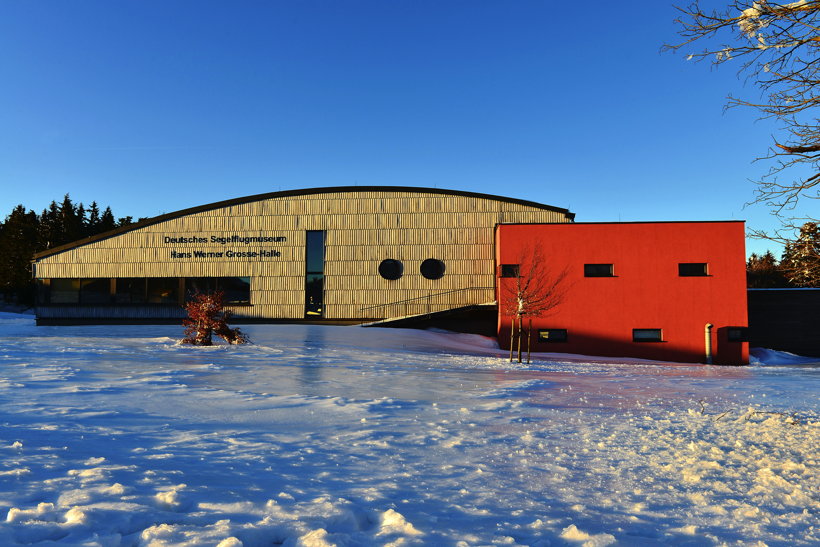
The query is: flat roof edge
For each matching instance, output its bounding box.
[497,220,745,226]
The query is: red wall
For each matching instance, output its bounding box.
[496,222,748,365]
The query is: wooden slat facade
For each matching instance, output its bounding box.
[34,187,573,322]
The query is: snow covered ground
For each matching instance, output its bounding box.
[0,312,817,546]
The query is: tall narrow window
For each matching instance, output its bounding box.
[305,231,325,317]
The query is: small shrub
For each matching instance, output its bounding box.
[181,291,249,346]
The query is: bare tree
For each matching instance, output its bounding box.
[501,245,570,363]
[665,1,820,243]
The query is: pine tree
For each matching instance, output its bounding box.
[37,201,62,250]
[59,194,83,245]
[87,201,101,236]
[780,222,820,287]
[0,205,39,303]
[746,251,789,288]
[99,207,117,232]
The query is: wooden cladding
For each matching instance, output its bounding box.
[35,189,572,320]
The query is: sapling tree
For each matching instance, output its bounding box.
[501,245,570,363]
[181,291,249,346]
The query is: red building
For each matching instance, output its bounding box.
[495,222,749,365]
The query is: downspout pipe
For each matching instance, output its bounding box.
[705,323,714,364]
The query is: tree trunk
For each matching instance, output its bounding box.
[526,318,532,364]
[516,315,523,363]
[509,318,515,363]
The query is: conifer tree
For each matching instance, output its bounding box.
[59,194,83,245]
[87,201,101,236]
[746,251,790,288]
[0,205,39,303]
[99,207,117,232]
[37,201,62,250]
[780,222,820,287]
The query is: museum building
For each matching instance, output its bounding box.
[32,186,749,364]
[33,186,573,323]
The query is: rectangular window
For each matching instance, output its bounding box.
[500,264,520,278]
[538,329,568,343]
[80,278,111,304]
[184,277,251,305]
[727,327,749,342]
[584,263,614,277]
[49,278,81,304]
[679,263,709,276]
[147,278,179,304]
[184,277,216,298]
[221,277,251,304]
[36,279,50,305]
[633,328,663,342]
[115,278,147,304]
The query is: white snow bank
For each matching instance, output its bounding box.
[751,347,820,366]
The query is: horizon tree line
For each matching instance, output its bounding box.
[0,195,140,305]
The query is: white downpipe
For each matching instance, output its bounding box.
[705,323,714,364]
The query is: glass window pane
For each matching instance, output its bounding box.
[185,278,214,300]
[305,274,323,316]
[500,264,520,278]
[80,278,110,304]
[378,259,403,280]
[147,278,178,304]
[115,278,147,304]
[50,279,80,304]
[679,263,709,276]
[584,264,614,277]
[538,329,568,343]
[220,277,251,304]
[633,328,663,342]
[306,231,325,273]
[420,258,446,280]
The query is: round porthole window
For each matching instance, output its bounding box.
[420,258,445,280]
[378,259,403,280]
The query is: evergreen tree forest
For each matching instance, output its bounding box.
[747,222,820,289]
[0,195,137,306]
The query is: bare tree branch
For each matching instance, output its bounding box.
[665,1,820,258]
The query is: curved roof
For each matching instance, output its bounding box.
[33,186,574,259]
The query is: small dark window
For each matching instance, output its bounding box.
[585,263,614,277]
[538,329,568,343]
[727,327,749,342]
[633,328,663,342]
[500,264,520,278]
[420,258,445,280]
[379,259,403,280]
[679,263,709,276]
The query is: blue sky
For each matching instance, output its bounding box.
[0,1,794,255]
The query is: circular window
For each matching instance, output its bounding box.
[420,258,445,280]
[378,259,403,280]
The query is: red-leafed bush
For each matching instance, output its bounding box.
[181,291,249,346]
